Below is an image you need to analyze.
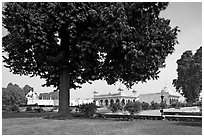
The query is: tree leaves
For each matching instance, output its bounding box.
[3,2,179,89]
[173,47,202,103]
[2,83,28,107]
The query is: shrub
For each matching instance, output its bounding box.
[2,83,27,109]
[161,101,168,109]
[2,104,20,112]
[79,103,97,117]
[169,102,186,108]
[26,106,32,111]
[140,102,150,110]
[192,100,202,108]
[150,101,160,110]
[124,101,141,114]
[109,103,122,113]
[11,104,20,112]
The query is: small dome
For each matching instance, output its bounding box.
[93,91,98,94]
[132,89,137,93]
[161,86,181,96]
[161,86,168,94]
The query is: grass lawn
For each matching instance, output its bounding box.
[2,112,202,135]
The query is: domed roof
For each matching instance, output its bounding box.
[161,86,170,93]
[161,86,181,96]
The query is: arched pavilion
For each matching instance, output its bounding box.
[93,90,139,107]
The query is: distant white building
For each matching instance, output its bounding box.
[26,91,93,106]
[70,98,94,106]
[139,86,185,105]
[93,89,139,107]
[26,86,186,107]
[26,91,58,106]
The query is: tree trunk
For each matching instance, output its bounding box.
[58,66,72,117]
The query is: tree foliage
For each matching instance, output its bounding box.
[79,103,97,117]
[150,101,160,110]
[109,103,123,113]
[2,83,27,111]
[173,47,202,103]
[3,2,179,88]
[3,2,179,115]
[124,101,141,114]
[140,102,150,110]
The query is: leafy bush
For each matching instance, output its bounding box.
[169,102,186,108]
[161,101,168,109]
[26,106,32,111]
[11,104,20,112]
[140,102,150,110]
[2,104,20,112]
[2,83,27,111]
[124,101,141,114]
[79,103,97,117]
[109,103,122,113]
[150,101,160,110]
[196,100,202,107]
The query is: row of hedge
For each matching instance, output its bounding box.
[109,101,202,114]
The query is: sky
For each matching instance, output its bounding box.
[1,2,202,100]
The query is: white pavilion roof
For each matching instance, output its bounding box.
[161,86,181,97]
[93,91,138,99]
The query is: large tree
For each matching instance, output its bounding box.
[173,47,202,103]
[3,2,179,117]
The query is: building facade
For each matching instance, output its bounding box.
[93,91,139,107]
[139,86,182,105]
[26,86,184,107]
[26,90,93,106]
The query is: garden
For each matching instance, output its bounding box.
[2,111,202,135]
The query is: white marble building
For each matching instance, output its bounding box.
[139,86,185,105]
[26,86,185,107]
[26,90,93,106]
[93,89,139,107]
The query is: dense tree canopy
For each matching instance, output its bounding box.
[3,2,179,116]
[2,83,27,111]
[3,2,179,88]
[173,47,202,103]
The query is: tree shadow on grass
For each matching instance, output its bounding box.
[2,111,55,119]
[43,114,74,120]
[42,113,108,121]
[173,121,202,127]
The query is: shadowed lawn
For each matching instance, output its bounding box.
[2,112,202,135]
[2,111,55,119]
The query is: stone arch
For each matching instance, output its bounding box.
[116,99,120,104]
[100,100,103,106]
[105,99,108,106]
[110,99,114,105]
[121,99,125,105]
